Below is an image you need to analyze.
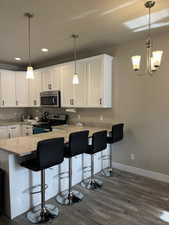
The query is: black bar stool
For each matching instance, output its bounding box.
[101,123,124,176]
[56,130,89,205]
[21,137,64,224]
[81,130,107,190]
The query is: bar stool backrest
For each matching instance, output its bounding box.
[37,137,64,170]
[111,123,124,143]
[69,130,89,157]
[92,130,107,153]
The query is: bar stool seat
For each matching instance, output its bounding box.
[21,137,64,224]
[81,130,107,190]
[101,123,124,176]
[56,130,89,205]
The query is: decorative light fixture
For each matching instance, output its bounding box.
[131,1,163,75]
[72,34,79,85]
[25,13,34,79]
[41,48,48,52]
[14,57,21,61]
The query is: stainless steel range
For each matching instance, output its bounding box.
[33,113,68,134]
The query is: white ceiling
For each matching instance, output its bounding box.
[0,0,169,67]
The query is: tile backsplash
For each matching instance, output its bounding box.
[0,108,27,121]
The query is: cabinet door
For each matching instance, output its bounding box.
[74,61,88,107]
[8,125,21,139]
[29,70,42,107]
[22,125,33,136]
[0,70,16,107]
[41,68,53,91]
[87,56,103,107]
[51,66,61,90]
[60,63,74,107]
[15,72,29,107]
[0,127,9,139]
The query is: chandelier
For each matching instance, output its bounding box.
[131,1,163,75]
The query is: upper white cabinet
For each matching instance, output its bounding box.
[60,62,74,107]
[29,70,42,107]
[41,65,61,91]
[60,54,113,108]
[86,54,112,108]
[0,54,112,108]
[73,61,88,107]
[0,70,16,107]
[15,72,29,107]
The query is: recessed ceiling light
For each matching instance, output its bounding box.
[41,48,48,52]
[15,57,21,61]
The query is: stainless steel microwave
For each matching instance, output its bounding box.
[40,91,61,107]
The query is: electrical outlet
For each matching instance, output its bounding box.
[100,115,103,121]
[130,153,135,161]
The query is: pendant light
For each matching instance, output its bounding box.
[131,1,163,75]
[72,34,79,85]
[25,13,34,79]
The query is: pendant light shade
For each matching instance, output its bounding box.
[152,50,163,67]
[131,55,141,71]
[26,66,34,79]
[73,73,79,85]
[25,13,34,79]
[72,34,79,85]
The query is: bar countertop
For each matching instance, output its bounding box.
[0,125,111,156]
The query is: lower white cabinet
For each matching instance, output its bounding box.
[22,125,33,136]
[8,125,21,139]
[0,125,33,139]
[0,127,9,139]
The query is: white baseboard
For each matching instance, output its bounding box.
[112,162,169,184]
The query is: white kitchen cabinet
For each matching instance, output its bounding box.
[60,54,113,108]
[41,65,61,91]
[29,70,42,107]
[8,125,21,139]
[73,61,88,107]
[60,62,74,107]
[86,54,112,108]
[0,70,16,107]
[0,127,9,139]
[22,125,33,136]
[15,72,29,107]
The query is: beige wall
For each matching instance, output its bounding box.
[70,30,169,175]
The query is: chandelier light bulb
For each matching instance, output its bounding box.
[131,55,141,71]
[152,50,163,67]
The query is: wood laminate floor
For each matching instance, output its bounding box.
[1,169,169,225]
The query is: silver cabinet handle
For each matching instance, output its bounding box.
[33,100,37,106]
[48,84,52,90]
[16,100,18,106]
[72,99,74,105]
[2,100,4,106]
[99,98,102,105]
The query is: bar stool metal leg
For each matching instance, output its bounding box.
[27,170,59,224]
[81,154,103,190]
[56,158,84,205]
[101,145,113,177]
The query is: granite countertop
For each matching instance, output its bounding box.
[0,125,111,156]
[0,120,35,126]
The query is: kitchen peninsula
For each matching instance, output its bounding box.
[0,125,111,219]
